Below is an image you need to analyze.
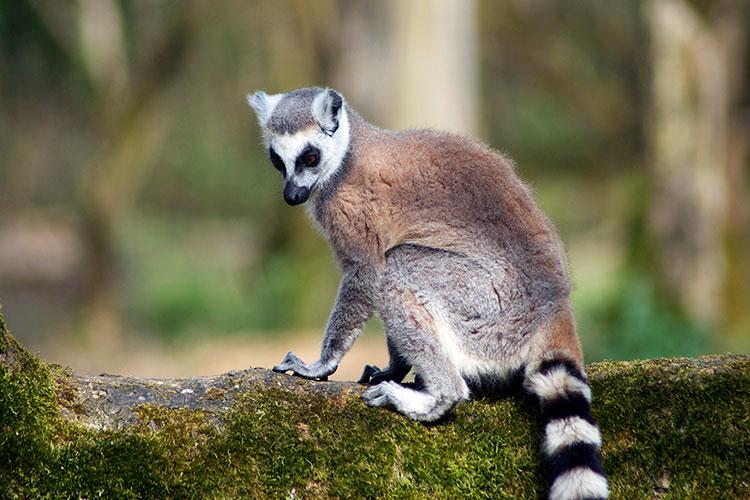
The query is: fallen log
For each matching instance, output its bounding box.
[1,307,748,497]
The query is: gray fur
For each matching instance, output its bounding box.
[266,87,323,134]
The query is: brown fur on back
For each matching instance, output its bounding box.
[315,110,571,343]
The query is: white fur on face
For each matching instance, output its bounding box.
[317,107,350,186]
[267,108,351,192]
[269,127,321,187]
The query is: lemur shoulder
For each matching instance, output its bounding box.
[247,87,607,500]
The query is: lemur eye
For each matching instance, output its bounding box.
[296,145,321,169]
[303,153,319,167]
[268,147,285,175]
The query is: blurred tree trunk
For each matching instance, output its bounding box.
[78,97,171,352]
[647,0,749,340]
[389,0,479,135]
[73,1,194,350]
[337,0,480,134]
[334,2,392,124]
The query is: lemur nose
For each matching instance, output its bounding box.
[284,183,310,206]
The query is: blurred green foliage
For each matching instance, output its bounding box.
[122,216,338,337]
[580,275,711,361]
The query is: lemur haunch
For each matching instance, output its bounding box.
[248,87,607,500]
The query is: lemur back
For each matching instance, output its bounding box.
[249,87,607,500]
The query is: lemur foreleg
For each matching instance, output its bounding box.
[273,263,376,380]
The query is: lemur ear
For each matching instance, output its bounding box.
[311,89,344,135]
[246,91,282,128]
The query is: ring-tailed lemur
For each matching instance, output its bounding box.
[247,87,607,500]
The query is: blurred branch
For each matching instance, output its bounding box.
[27,0,89,79]
[77,0,128,94]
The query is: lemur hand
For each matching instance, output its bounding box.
[272,351,337,381]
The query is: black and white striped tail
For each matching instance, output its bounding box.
[524,358,608,500]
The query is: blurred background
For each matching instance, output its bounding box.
[0,0,748,380]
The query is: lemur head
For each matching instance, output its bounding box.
[247,87,350,205]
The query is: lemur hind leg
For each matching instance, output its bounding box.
[362,245,470,422]
[358,337,411,385]
[361,301,469,422]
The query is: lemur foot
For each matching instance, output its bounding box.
[361,381,453,423]
[272,351,336,381]
[361,381,400,407]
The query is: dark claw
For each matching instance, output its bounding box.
[357,364,381,384]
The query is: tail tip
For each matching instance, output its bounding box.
[549,466,609,499]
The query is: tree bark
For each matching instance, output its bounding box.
[388,0,480,135]
[647,0,749,339]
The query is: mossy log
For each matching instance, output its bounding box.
[1,309,748,498]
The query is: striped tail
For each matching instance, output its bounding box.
[524,357,608,500]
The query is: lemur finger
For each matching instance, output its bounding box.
[282,351,304,364]
[287,359,335,381]
[363,394,388,407]
[357,365,381,384]
[273,352,305,373]
[362,382,392,397]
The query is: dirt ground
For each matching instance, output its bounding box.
[34,329,390,382]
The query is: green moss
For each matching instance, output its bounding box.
[201,388,542,498]
[590,358,750,498]
[0,308,57,495]
[1,309,748,498]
